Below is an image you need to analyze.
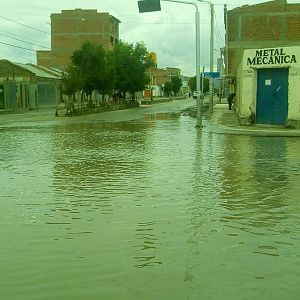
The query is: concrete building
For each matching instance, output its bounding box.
[0,60,62,110]
[226,0,300,77]
[37,8,120,69]
[225,0,300,128]
[236,46,300,128]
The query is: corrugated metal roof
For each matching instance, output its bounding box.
[14,63,60,79]
[28,64,63,77]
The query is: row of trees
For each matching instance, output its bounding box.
[62,41,154,104]
[163,76,182,96]
[188,76,210,94]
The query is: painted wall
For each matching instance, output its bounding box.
[237,46,300,124]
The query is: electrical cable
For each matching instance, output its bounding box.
[0,33,50,50]
[0,30,49,47]
[0,40,37,52]
[0,15,50,35]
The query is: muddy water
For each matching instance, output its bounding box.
[0,114,299,300]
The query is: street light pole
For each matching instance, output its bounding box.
[197,0,214,113]
[161,0,202,127]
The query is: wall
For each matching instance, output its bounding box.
[237,46,300,124]
[227,0,300,77]
[37,9,120,69]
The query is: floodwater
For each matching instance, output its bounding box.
[0,112,299,300]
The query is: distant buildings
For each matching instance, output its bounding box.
[37,8,120,70]
[145,66,182,97]
[225,0,300,128]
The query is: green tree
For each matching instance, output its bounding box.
[171,76,182,95]
[62,65,83,99]
[71,42,109,105]
[188,76,209,93]
[164,82,172,97]
[113,41,153,101]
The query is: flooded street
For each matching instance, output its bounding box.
[0,105,299,300]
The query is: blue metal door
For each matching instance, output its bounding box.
[256,68,288,125]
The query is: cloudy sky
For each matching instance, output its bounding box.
[0,0,297,75]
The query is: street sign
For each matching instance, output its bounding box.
[138,0,161,13]
[202,71,220,79]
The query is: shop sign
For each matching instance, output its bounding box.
[247,48,297,66]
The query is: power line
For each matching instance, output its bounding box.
[213,11,225,48]
[0,40,69,60]
[0,30,49,47]
[0,33,50,50]
[122,20,210,25]
[0,40,37,52]
[0,15,50,35]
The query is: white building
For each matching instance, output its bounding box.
[236,46,300,128]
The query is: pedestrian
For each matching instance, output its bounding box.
[227,93,235,110]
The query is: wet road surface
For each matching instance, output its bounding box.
[0,99,299,299]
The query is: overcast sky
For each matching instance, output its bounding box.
[0,0,298,75]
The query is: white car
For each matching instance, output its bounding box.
[193,91,203,99]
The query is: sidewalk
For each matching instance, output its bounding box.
[209,103,300,137]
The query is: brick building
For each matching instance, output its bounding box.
[226,0,300,77]
[226,0,300,128]
[37,8,120,69]
[144,66,181,97]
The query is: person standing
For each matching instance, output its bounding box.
[227,93,235,110]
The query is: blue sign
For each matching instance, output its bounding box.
[202,72,220,79]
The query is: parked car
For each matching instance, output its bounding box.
[193,91,204,99]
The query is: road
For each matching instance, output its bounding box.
[0,98,196,128]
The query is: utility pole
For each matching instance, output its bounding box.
[197,0,214,113]
[138,0,203,127]
[201,66,204,95]
[209,3,214,113]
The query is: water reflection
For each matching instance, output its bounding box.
[134,221,162,268]
[218,136,293,227]
[143,112,180,120]
[49,122,153,217]
[0,115,299,299]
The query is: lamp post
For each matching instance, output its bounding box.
[138,0,203,127]
[197,0,214,113]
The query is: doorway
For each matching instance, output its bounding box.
[256,68,288,125]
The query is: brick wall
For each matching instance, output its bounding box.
[37,9,120,69]
[226,0,300,75]
[0,60,31,79]
[36,51,52,69]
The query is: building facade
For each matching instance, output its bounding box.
[226,0,300,128]
[0,60,62,110]
[37,8,120,69]
[226,0,300,77]
[144,67,181,97]
[236,46,300,127]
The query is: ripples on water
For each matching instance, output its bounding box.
[0,116,299,300]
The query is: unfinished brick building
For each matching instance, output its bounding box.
[225,0,300,128]
[226,0,300,77]
[37,8,120,70]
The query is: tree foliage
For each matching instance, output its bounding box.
[164,82,172,96]
[71,42,108,98]
[171,76,182,95]
[113,41,153,100]
[62,40,153,102]
[188,76,209,93]
[62,65,82,97]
